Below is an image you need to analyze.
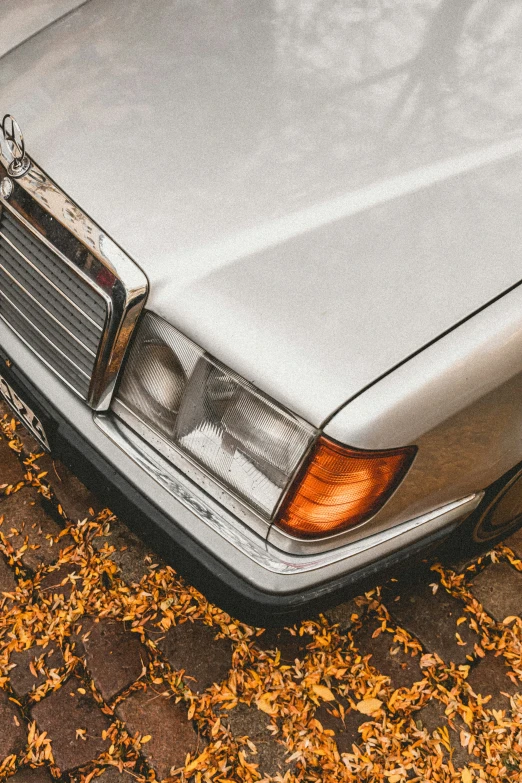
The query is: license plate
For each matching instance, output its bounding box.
[0,373,50,451]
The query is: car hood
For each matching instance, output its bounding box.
[0,0,86,59]
[1,0,522,428]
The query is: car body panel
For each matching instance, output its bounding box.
[273,281,522,552]
[0,0,85,60]
[3,0,522,611]
[0,317,483,594]
[1,0,522,426]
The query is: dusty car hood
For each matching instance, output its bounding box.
[1,0,522,427]
[0,0,85,59]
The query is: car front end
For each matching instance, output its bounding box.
[1,0,522,623]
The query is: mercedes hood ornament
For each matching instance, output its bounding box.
[0,114,31,177]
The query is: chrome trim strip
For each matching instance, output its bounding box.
[0,156,148,409]
[0,260,97,357]
[267,495,480,574]
[112,397,272,539]
[0,288,91,380]
[0,229,103,332]
[95,412,482,575]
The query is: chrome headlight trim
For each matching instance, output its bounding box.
[112,310,317,528]
[0,154,148,410]
[111,396,275,537]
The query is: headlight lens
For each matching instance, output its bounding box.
[115,312,315,516]
[115,313,202,439]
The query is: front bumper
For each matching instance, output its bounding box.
[0,322,482,625]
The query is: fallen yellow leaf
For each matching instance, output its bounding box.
[356,698,383,715]
[257,695,277,715]
[184,749,209,774]
[461,768,473,783]
[312,684,336,701]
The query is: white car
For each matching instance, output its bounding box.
[1,0,522,622]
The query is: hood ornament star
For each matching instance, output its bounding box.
[1,114,31,177]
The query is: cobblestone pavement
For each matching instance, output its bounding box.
[1,405,522,782]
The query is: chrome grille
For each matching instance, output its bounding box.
[0,207,107,398]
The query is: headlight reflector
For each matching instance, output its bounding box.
[175,356,314,514]
[116,312,315,516]
[116,313,202,439]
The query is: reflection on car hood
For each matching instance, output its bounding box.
[0,0,85,59]
[1,0,522,427]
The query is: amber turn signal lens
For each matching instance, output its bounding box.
[275,437,416,539]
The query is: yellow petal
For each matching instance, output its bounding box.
[184,750,209,774]
[356,698,383,715]
[312,684,336,702]
[257,696,277,715]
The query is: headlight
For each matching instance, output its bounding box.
[114,312,315,517]
[114,312,416,536]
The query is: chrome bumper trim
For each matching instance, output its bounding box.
[95,412,483,577]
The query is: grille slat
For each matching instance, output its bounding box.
[0,207,108,399]
[0,255,99,356]
[0,267,96,375]
[0,292,90,395]
[1,210,106,324]
[0,230,103,335]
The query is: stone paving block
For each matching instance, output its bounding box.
[9,644,65,698]
[116,686,200,779]
[505,526,522,560]
[314,697,368,755]
[324,598,362,633]
[0,435,23,492]
[31,676,111,773]
[37,563,83,602]
[93,518,153,585]
[415,700,468,769]
[0,689,27,763]
[384,580,478,664]
[353,617,423,690]
[223,702,295,778]
[0,488,72,570]
[6,767,54,783]
[156,621,232,692]
[73,618,149,701]
[33,457,102,524]
[0,553,16,595]
[466,654,519,711]
[470,562,522,621]
[256,627,313,663]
